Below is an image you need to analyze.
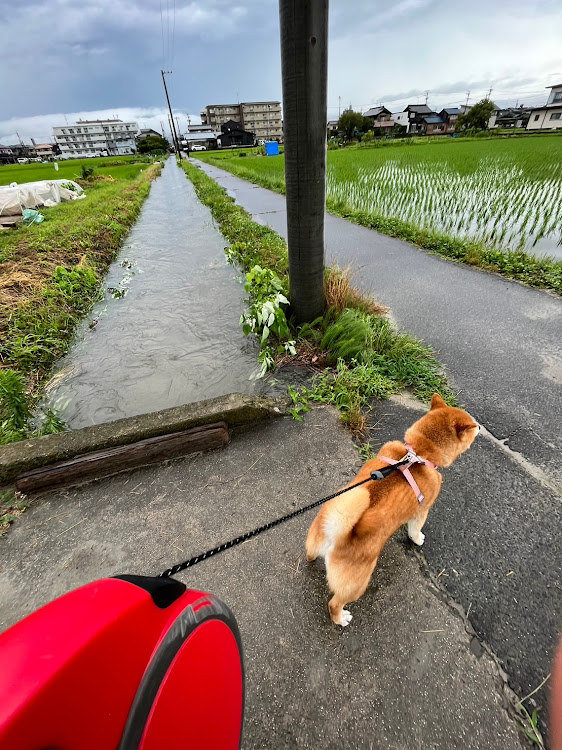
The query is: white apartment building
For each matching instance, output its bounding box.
[53,119,139,158]
[200,101,282,142]
[527,84,562,131]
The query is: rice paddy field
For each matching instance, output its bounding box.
[0,155,154,186]
[197,136,562,261]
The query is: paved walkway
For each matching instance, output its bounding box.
[197,161,562,487]
[195,160,562,729]
[0,407,523,749]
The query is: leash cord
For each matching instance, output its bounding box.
[159,458,410,578]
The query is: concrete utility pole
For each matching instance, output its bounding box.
[161,70,182,159]
[279,0,328,322]
[279,0,328,323]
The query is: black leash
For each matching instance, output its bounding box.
[159,459,410,579]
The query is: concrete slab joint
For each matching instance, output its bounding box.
[0,393,289,486]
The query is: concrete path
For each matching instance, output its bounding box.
[0,408,523,749]
[194,161,562,725]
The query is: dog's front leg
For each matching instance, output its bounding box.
[408,507,429,546]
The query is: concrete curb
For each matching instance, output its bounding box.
[0,393,289,485]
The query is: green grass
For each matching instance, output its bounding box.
[0,161,161,441]
[0,155,154,186]
[183,160,453,432]
[195,137,562,295]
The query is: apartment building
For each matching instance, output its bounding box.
[200,101,282,142]
[53,119,139,158]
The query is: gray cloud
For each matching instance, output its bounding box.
[0,0,560,136]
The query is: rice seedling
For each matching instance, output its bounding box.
[196,136,562,290]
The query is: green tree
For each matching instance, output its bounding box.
[456,99,495,132]
[361,115,374,133]
[137,135,169,154]
[337,109,365,141]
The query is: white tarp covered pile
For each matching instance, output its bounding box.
[0,179,85,218]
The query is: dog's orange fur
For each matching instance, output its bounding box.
[305,394,479,626]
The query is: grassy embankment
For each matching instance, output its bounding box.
[196,137,562,295]
[183,160,453,436]
[0,158,162,443]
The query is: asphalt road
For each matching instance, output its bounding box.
[195,160,562,727]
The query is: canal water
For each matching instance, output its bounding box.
[43,159,268,429]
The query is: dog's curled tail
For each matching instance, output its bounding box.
[323,485,372,546]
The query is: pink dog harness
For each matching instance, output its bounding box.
[376,444,437,504]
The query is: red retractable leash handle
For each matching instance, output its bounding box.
[0,575,244,749]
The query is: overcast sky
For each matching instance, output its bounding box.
[1,0,561,144]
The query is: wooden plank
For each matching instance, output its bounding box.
[15,422,229,493]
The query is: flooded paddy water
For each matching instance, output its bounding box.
[43,159,269,429]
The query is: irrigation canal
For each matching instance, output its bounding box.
[43,159,270,429]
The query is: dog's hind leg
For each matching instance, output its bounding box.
[326,553,377,627]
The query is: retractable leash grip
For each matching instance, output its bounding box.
[0,575,244,750]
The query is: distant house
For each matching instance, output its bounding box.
[363,106,392,124]
[7,144,35,161]
[526,84,562,131]
[217,120,255,148]
[182,131,218,150]
[0,144,15,165]
[419,115,447,135]
[488,107,532,129]
[439,108,461,133]
[327,120,339,137]
[32,142,55,159]
[137,128,162,140]
[403,104,435,134]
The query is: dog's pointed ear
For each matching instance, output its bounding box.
[430,393,447,410]
[455,421,477,436]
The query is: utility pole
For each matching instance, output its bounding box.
[465,91,471,109]
[160,120,166,137]
[161,70,182,159]
[338,95,341,118]
[279,0,328,323]
[487,87,493,100]
[424,90,429,105]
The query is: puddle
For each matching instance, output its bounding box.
[42,160,272,429]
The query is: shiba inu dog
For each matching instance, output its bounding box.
[306,394,479,626]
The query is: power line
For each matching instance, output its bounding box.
[171,0,176,69]
[166,0,170,68]
[159,0,165,67]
